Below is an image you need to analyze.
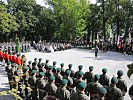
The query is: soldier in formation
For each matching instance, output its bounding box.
[2,56,132,100]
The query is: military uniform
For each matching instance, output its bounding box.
[116,70,127,97]
[56,79,70,100]
[129,85,133,100]
[99,68,110,89]
[106,77,123,100]
[44,76,57,96]
[70,82,89,100]
[36,72,47,100]
[84,66,94,84]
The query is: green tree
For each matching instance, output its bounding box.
[0,2,19,42]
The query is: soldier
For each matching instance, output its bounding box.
[23,67,30,98]
[45,65,54,78]
[44,75,57,96]
[60,63,65,76]
[95,45,99,58]
[45,59,49,70]
[56,79,70,100]
[34,58,38,65]
[73,71,85,88]
[74,65,83,78]
[129,84,133,100]
[37,58,42,67]
[32,62,39,73]
[66,64,75,77]
[97,87,107,100]
[106,77,123,100]
[53,61,57,74]
[39,63,46,73]
[86,74,102,100]
[27,61,32,72]
[27,70,37,100]
[84,66,95,84]
[55,68,63,87]
[99,68,110,89]
[116,70,127,97]
[64,70,73,88]
[6,61,12,89]
[36,72,47,100]
[70,82,89,100]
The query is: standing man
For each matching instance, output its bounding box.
[95,45,99,58]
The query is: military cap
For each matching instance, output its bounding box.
[28,61,32,64]
[66,70,71,75]
[60,63,64,67]
[53,61,57,65]
[94,74,100,80]
[39,58,42,61]
[89,66,94,71]
[78,65,83,69]
[111,77,118,84]
[32,70,37,74]
[24,67,29,71]
[102,68,107,73]
[57,68,61,72]
[61,79,68,85]
[49,66,53,70]
[78,71,84,77]
[50,75,55,80]
[46,59,49,62]
[78,82,87,89]
[68,64,73,68]
[117,70,123,76]
[41,63,45,66]
[7,61,11,65]
[34,58,37,61]
[18,66,22,69]
[98,87,107,95]
[39,72,45,76]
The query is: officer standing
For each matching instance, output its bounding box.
[95,45,99,58]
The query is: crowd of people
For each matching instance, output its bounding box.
[33,41,72,53]
[2,56,133,100]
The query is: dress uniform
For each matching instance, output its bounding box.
[60,63,65,76]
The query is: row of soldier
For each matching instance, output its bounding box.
[4,58,133,100]
[0,41,31,54]
[33,41,71,53]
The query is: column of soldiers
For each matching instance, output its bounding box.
[3,57,133,100]
[33,42,71,53]
[0,41,31,55]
